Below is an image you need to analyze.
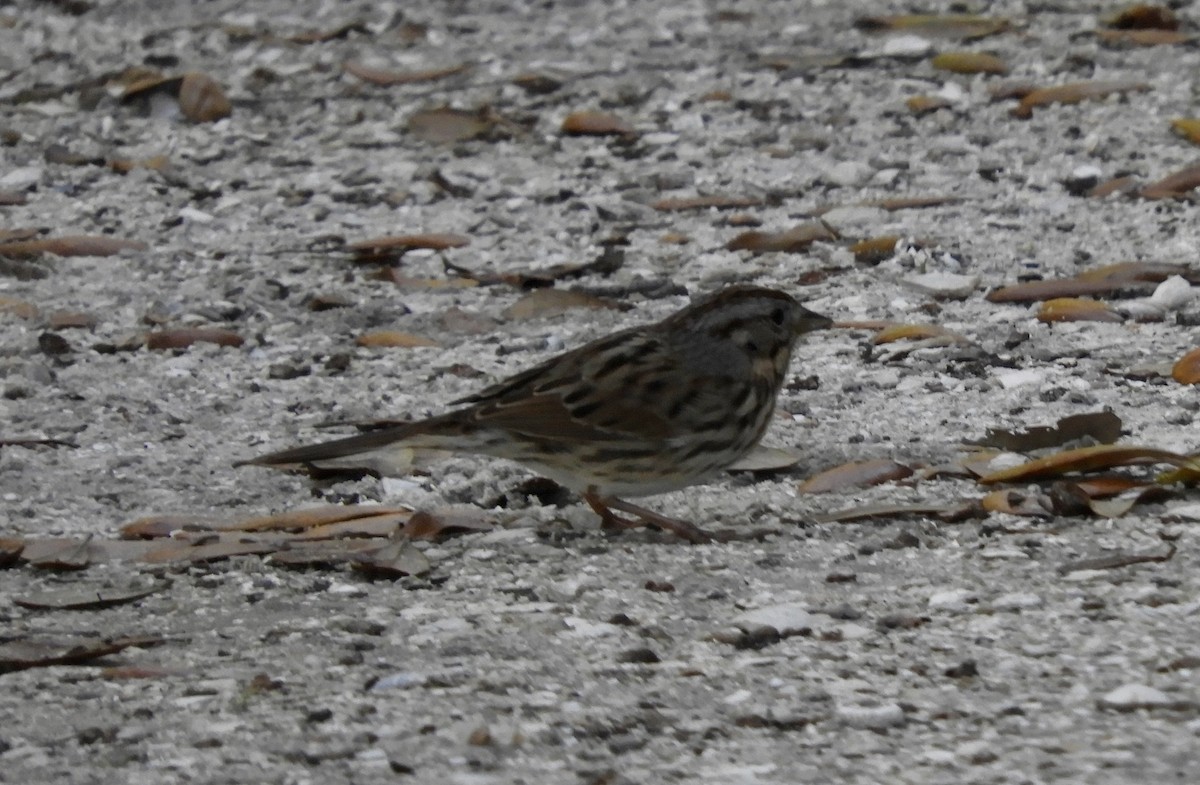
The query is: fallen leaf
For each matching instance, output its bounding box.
[861,195,960,211]
[1096,29,1191,45]
[651,195,762,211]
[14,581,168,610]
[47,310,97,328]
[177,73,232,122]
[1087,175,1140,198]
[402,509,495,540]
[906,95,953,115]
[977,445,1200,484]
[855,14,1010,40]
[986,278,1148,303]
[407,107,494,143]
[356,331,440,348]
[0,635,164,674]
[974,411,1123,452]
[349,233,470,263]
[286,20,370,43]
[511,72,563,95]
[0,235,147,257]
[1103,4,1178,30]
[226,505,412,533]
[293,512,412,540]
[797,459,913,494]
[141,539,277,564]
[145,328,244,350]
[24,537,92,570]
[1075,261,1197,283]
[872,323,971,345]
[1037,298,1123,323]
[726,222,837,253]
[850,235,903,264]
[1058,544,1175,574]
[726,446,802,473]
[109,155,169,174]
[120,514,228,539]
[931,52,1008,74]
[1170,119,1200,145]
[444,246,626,288]
[1140,163,1200,199]
[1010,80,1150,119]
[0,537,24,567]
[561,110,636,137]
[815,501,980,524]
[344,61,470,86]
[1173,348,1200,384]
[268,539,383,567]
[503,288,622,320]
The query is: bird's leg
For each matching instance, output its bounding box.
[583,492,713,544]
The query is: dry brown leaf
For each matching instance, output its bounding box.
[986,278,1144,303]
[0,635,164,674]
[1096,29,1192,45]
[975,411,1123,452]
[228,504,413,533]
[1010,81,1150,119]
[0,296,38,319]
[651,195,762,211]
[24,537,92,570]
[977,445,1200,484]
[349,233,470,263]
[1087,175,1141,198]
[14,581,167,610]
[503,289,622,320]
[1172,347,1200,384]
[344,61,469,86]
[1058,544,1175,575]
[850,235,902,264]
[141,539,277,564]
[268,539,384,568]
[407,107,494,143]
[1075,261,1197,283]
[401,509,494,540]
[855,14,1010,39]
[293,512,413,541]
[906,95,953,115]
[1170,119,1200,145]
[0,235,147,257]
[931,52,1008,74]
[120,514,227,539]
[47,310,98,328]
[1140,163,1200,199]
[1037,298,1123,323]
[726,222,836,253]
[145,328,244,350]
[862,195,960,211]
[797,459,913,494]
[286,20,370,43]
[511,72,563,95]
[1103,4,1178,30]
[178,73,232,122]
[872,323,970,344]
[356,331,440,348]
[0,537,24,567]
[815,501,979,524]
[109,155,169,174]
[561,110,636,137]
[0,191,27,206]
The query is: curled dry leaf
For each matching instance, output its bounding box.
[1058,544,1175,575]
[145,328,244,350]
[815,501,979,524]
[1075,261,1198,284]
[797,458,914,494]
[142,539,277,564]
[861,195,960,211]
[407,107,494,143]
[727,222,837,253]
[561,110,636,137]
[503,288,622,320]
[931,52,1008,74]
[1103,3,1178,30]
[1170,119,1200,145]
[975,410,1123,452]
[1037,297,1123,323]
[349,233,470,263]
[1010,80,1151,119]
[1172,348,1200,384]
[872,323,970,345]
[121,514,229,539]
[1140,163,1200,199]
[850,235,902,264]
[178,73,232,122]
[651,195,763,212]
[223,504,412,533]
[1096,29,1192,45]
[907,95,952,115]
[986,278,1144,303]
[0,235,147,257]
[293,513,412,541]
[344,61,470,86]
[855,14,1010,40]
[1088,175,1141,198]
[402,508,494,540]
[356,331,440,348]
[0,635,165,674]
[977,444,1200,485]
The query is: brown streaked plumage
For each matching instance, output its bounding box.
[238,285,832,543]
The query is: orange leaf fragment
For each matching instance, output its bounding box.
[1037,298,1122,323]
[145,328,244,350]
[872,323,968,344]
[1140,163,1200,199]
[109,155,169,174]
[850,235,902,264]
[1170,119,1200,145]
[0,235,147,257]
[797,459,913,494]
[1172,348,1200,384]
[855,14,1010,40]
[356,331,440,348]
[726,222,837,253]
[977,445,1200,484]
[931,52,1008,74]
[906,95,952,115]
[1096,29,1191,45]
[1010,80,1150,119]
[651,195,762,211]
[561,111,636,137]
[344,61,470,86]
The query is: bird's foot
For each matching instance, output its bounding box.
[583,492,713,544]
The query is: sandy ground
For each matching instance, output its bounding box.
[2,0,1200,783]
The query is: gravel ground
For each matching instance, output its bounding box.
[2,0,1200,783]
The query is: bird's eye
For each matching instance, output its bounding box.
[770,308,786,326]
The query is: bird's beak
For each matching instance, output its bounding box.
[797,307,833,335]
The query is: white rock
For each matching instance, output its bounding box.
[929,589,976,609]
[903,272,980,299]
[1166,502,1200,522]
[1098,683,1173,711]
[837,701,905,729]
[561,616,619,637]
[979,547,1030,560]
[879,34,933,57]
[1150,275,1195,310]
[819,205,887,229]
[995,368,1045,389]
[0,166,41,188]
[823,161,874,187]
[733,603,815,636]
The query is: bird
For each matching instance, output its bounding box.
[238,285,832,543]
